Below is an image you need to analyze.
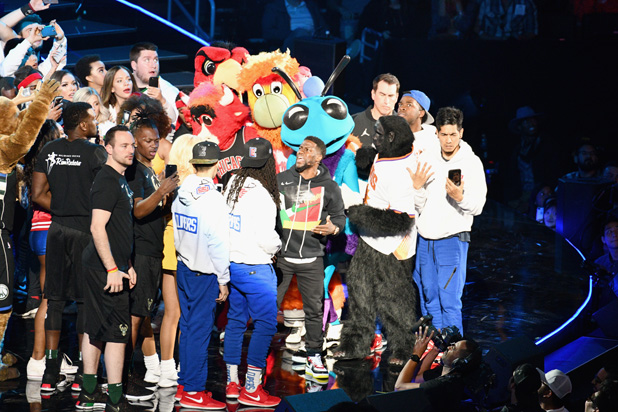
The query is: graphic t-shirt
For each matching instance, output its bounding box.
[34,138,107,232]
[82,165,134,272]
[126,161,165,258]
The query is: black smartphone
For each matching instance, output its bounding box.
[448,169,462,186]
[165,164,177,178]
[40,25,57,37]
[148,76,159,88]
[52,96,63,107]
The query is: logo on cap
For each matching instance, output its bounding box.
[249,147,257,158]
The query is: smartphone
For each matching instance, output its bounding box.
[148,76,159,88]
[52,96,63,107]
[122,110,131,125]
[40,25,57,38]
[165,164,177,178]
[43,0,59,4]
[448,169,461,186]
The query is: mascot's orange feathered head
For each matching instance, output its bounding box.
[237,50,300,149]
[194,44,249,89]
[188,81,250,150]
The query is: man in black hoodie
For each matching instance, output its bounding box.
[276,136,346,381]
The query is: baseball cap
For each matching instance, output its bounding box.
[189,141,220,165]
[241,138,273,168]
[402,90,434,125]
[537,368,572,399]
[513,364,541,392]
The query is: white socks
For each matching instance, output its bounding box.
[245,365,262,393]
[227,364,239,384]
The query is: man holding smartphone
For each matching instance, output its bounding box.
[129,42,179,131]
[409,107,486,334]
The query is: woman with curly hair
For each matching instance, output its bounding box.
[117,94,173,175]
[222,138,282,407]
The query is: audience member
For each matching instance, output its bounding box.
[602,161,618,184]
[590,365,616,393]
[358,0,431,40]
[430,0,478,39]
[49,69,78,102]
[100,65,139,122]
[543,197,556,230]
[0,2,51,62]
[587,378,618,412]
[73,87,114,139]
[129,42,179,127]
[0,76,16,98]
[593,217,618,305]
[476,0,538,40]
[562,141,606,182]
[529,184,554,222]
[74,55,106,95]
[500,363,543,412]
[537,368,572,412]
[261,0,328,53]
[411,106,487,333]
[172,141,229,409]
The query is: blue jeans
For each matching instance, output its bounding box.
[223,262,277,368]
[416,236,469,333]
[176,260,219,392]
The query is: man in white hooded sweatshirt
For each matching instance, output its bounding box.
[409,106,486,334]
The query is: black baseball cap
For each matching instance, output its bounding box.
[189,141,220,165]
[241,138,273,168]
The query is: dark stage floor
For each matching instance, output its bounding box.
[0,200,590,411]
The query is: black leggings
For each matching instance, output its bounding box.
[45,300,85,334]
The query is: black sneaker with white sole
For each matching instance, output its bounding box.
[75,388,108,410]
[125,378,155,402]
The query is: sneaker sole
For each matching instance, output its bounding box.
[178,400,226,410]
[304,369,329,381]
[125,393,155,402]
[238,398,280,407]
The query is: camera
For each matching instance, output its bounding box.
[414,314,462,352]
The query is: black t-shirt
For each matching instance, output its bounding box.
[34,138,107,232]
[125,161,165,257]
[351,106,396,148]
[0,170,17,232]
[420,372,465,412]
[82,165,134,272]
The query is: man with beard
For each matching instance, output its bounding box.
[276,136,346,381]
[79,126,140,410]
[32,102,107,393]
[397,90,438,155]
[562,141,606,182]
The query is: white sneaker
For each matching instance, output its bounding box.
[60,353,78,375]
[27,357,45,380]
[158,369,178,388]
[144,368,161,385]
[305,354,329,381]
[285,325,306,345]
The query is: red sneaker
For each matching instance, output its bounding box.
[174,384,185,401]
[238,385,281,407]
[226,381,241,398]
[179,391,226,410]
[370,333,386,354]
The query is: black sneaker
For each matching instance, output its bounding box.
[105,397,150,412]
[72,373,83,392]
[125,378,155,402]
[41,357,68,392]
[127,373,157,391]
[76,388,107,410]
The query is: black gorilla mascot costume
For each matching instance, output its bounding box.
[336,115,419,364]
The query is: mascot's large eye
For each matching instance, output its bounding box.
[252,84,264,98]
[283,105,309,131]
[271,81,283,94]
[200,114,213,126]
[219,85,234,106]
[203,60,216,76]
[321,98,347,120]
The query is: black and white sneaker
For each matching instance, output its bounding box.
[125,378,155,402]
[75,388,107,410]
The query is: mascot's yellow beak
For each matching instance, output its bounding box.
[213,59,242,92]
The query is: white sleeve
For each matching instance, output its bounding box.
[38,37,67,77]
[207,194,230,284]
[0,38,31,77]
[160,80,179,125]
[253,187,281,256]
[457,157,487,216]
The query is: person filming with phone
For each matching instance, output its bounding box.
[408,106,487,335]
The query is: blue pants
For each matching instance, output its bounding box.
[223,262,277,368]
[176,260,219,392]
[415,236,468,333]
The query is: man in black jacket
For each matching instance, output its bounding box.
[276,136,345,381]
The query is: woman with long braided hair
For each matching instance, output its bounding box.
[222,138,282,408]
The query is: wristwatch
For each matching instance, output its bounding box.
[410,354,421,362]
